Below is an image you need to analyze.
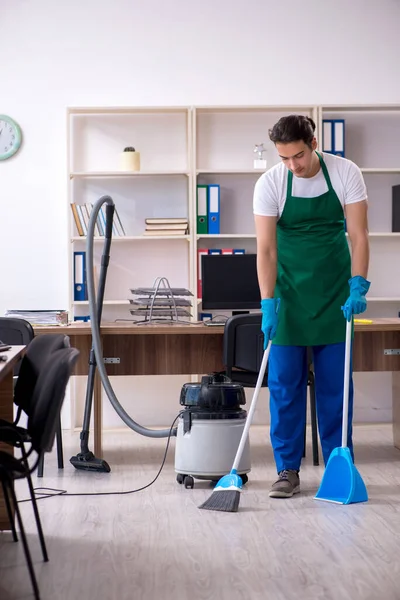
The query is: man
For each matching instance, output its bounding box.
[253,114,370,499]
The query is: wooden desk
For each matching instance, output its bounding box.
[33,319,400,458]
[0,345,25,530]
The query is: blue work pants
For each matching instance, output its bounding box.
[268,342,354,473]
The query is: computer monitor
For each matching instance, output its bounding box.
[201,253,261,310]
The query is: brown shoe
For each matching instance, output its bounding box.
[269,469,300,498]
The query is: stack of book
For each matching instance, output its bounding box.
[143,217,188,236]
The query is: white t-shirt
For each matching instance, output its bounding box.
[253,152,367,218]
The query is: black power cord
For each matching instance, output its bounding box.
[18,412,182,503]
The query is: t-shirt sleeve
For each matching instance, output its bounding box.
[253,173,279,217]
[343,161,368,205]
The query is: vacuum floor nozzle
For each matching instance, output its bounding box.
[69,452,111,473]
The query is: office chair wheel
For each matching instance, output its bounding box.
[176,473,184,485]
[183,475,194,489]
[240,474,248,486]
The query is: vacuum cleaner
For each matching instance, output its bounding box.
[70,196,179,473]
[70,195,252,483]
[175,374,251,489]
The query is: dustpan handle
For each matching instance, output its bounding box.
[341,317,353,448]
[232,340,271,472]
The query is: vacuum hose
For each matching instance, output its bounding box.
[86,195,177,438]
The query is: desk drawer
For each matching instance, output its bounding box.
[102,334,225,376]
[353,331,400,372]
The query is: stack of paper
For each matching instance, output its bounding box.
[4,310,68,326]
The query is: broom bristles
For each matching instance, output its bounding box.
[199,489,241,512]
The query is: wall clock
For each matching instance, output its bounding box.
[0,115,22,160]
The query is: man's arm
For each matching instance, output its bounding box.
[254,214,278,298]
[345,200,369,279]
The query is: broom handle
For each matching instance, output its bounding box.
[232,340,272,472]
[341,317,353,448]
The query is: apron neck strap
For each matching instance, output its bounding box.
[316,151,334,190]
[286,151,334,202]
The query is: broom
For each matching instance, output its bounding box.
[199,340,272,512]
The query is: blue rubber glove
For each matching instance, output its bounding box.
[260,298,280,348]
[342,275,371,322]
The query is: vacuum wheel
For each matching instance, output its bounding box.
[241,474,249,486]
[184,475,194,489]
[176,473,184,484]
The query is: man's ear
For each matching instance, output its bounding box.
[311,137,318,151]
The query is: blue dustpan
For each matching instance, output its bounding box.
[314,318,368,505]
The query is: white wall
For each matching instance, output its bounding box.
[2,0,400,430]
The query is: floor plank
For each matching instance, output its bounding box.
[1,425,400,600]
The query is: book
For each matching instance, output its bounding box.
[142,229,187,236]
[145,223,188,231]
[145,218,188,225]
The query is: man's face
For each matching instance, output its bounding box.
[275,139,317,178]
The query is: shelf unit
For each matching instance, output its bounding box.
[67,106,193,323]
[67,104,400,324]
[318,104,400,318]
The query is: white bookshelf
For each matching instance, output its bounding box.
[193,104,318,319]
[67,104,400,324]
[319,104,400,319]
[67,106,193,323]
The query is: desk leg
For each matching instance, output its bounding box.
[93,370,102,458]
[393,372,400,449]
[0,371,14,530]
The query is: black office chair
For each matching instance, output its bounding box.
[0,318,68,476]
[222,313,319,466]
[0,346,80,600]
[0,317,34,377]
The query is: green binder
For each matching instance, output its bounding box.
[197,184,208,234]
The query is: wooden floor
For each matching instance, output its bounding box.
[1,424,400,600]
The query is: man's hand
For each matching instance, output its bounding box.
[342,276,371,321]
[261,298,280,348]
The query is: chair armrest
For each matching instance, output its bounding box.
[0,423,29,447]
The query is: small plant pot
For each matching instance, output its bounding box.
[120,149,140,171]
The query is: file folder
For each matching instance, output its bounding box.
[233,249,245,254]
[322,119,345,157]
[208,184,220,234]
[322,121,332,152]
[334,120,345,156]
[73,251,87,301]
[197,248,208,298]
[196,185,208,234]
[392,185,400,232]
[208,249,222,254]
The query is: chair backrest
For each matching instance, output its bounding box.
[28,347,79,455]
[223,313,266,386]
[0,317,34,376]
[14,334,71,415]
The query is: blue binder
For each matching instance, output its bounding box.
[207,184,220,234]
[322,119,345,157]
[73,251,87,301]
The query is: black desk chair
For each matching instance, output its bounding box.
[222,313,319,466]
[0,317,68,476]
[0,346,80,600]
[0,317,34,377]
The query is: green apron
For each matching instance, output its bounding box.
[273,152,351,346]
